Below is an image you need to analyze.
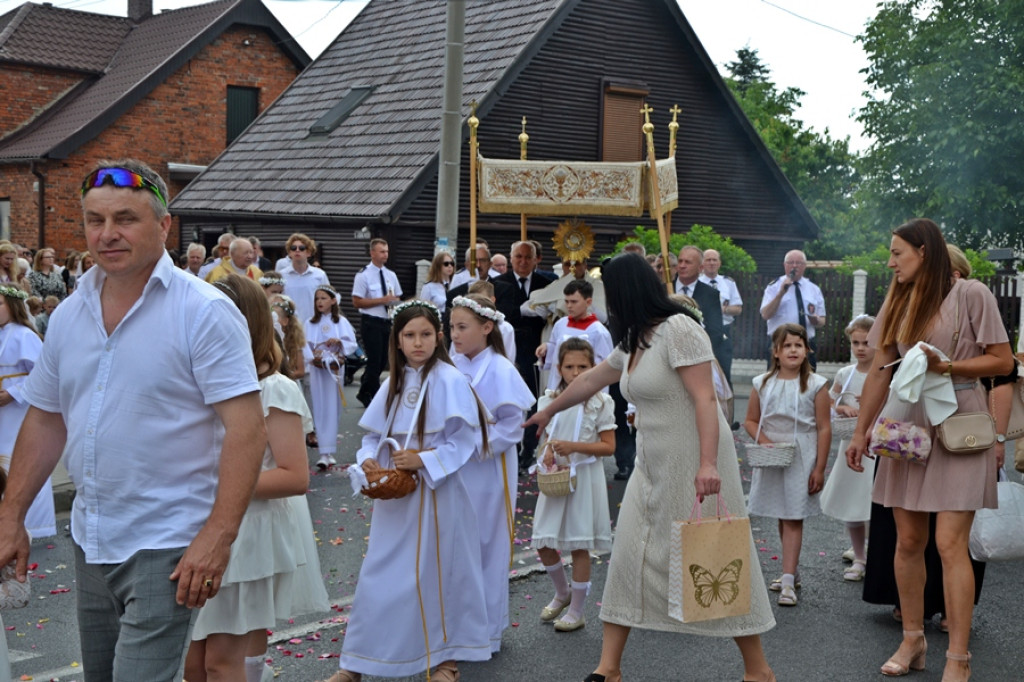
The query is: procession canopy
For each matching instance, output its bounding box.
[477,156,678,217]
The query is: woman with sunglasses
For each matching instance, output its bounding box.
[419,252,456,312]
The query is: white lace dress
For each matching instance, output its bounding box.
[599,314,775,636]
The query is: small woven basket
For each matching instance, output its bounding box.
[361,467,419,500]
[537,469,576,497]
[832,417,860,441]
[745,442,796,468]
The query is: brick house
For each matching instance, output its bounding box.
[0,0,309,252]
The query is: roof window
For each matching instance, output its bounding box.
[308,86,374,136]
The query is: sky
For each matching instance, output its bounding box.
[2,0,881,150]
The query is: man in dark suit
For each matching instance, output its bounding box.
[675,245,726,371]
[497,241,556,470]
[444,243,517,333]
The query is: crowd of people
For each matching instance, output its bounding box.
[0,160,1008,682]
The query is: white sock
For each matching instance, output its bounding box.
[245,654,267,682]
[545,562,570,601]
[781,573,796,590]
[567,580,590,620]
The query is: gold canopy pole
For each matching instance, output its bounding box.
[664,104,681,234]
[468,101,480,278]
[642,103,672,294]
[519,116,529,241]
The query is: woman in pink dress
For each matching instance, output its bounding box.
[846,218,1012,682]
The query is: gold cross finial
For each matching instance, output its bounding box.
[468,100,479,131]
[669,104,681,118]
[640,103,654,124]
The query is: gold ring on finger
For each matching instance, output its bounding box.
[204,579,214,588]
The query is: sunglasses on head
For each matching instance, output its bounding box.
[290,244,308,252]
[80,167,168,207]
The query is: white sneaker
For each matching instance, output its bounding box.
[317,453,337,469]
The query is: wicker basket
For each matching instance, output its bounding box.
[361,468,419,499]
[832,417,860,441]
[537,469,576,497]
[745,442,796,468]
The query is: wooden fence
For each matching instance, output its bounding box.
[729,271,1021,363]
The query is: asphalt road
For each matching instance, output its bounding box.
[8,384,1024,681]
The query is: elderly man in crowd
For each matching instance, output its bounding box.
[204,236,262,282]
[0,160,266,680]
[196,232,234,280]
[279,232,330,325]
[184,243,205,276]
[489,252,508,278]
[497,241,556,469]
[352,238,401,407]
[760,249,826,369]
[700,248,742,386]
[675,245,726,365]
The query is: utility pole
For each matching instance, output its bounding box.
[434,0,466,255]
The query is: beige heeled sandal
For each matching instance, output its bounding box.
[941,651,971,682]
[880,630,927,676]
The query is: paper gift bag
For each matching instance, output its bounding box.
[669,498,751,624]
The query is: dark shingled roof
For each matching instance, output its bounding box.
[171,0,565,220]
[0,3,131,73]
[0,0,310,162]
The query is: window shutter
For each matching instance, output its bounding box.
[602,91,644,162]
[226,86,259,145]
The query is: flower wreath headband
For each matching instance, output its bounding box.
[259,274,284,287]
[271,294,296,316]
[316,284,338,298]
[390,299,440,321]
[0,284,28,301]
[451,295,505,324]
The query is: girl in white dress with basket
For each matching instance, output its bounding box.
[745,323,831,607]
[328,301,491,682]
[186,275,328,682]
[820,315,875,582]
[449,294,534,653]
[304,285,358,469]
[532,337,616,633]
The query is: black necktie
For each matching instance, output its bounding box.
[793,281,807,329]
[378,268,387,297]
[518,277,527,295]
[709,279,718,289]
[682,285,690,296]
[443,281,449,292]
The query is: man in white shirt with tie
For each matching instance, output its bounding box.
[352,238,402,407]
[760,249,826,369]
[699,249,743,385]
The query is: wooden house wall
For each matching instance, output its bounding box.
[399,0,813,273]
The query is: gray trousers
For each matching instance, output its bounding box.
[74,544,195,682]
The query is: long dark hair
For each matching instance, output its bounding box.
[601,252,697,354]
[387,302,490,454]
[877,218,953,348]
[766,323,812,393]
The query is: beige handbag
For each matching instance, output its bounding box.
[935,283,996,455]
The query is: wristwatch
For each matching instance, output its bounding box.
[996,433,1007,444]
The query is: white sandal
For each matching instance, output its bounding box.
[777,585,797,606]
[844,561,866,582]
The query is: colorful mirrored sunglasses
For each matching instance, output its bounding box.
[80,167,168,207]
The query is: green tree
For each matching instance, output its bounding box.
[723,48,870,259]
[610,225,757,274]
[858,0,1024,251]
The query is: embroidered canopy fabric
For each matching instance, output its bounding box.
[478,155,678,217]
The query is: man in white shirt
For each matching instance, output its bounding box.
[279,232,330,324]
[0,160,266,680]
[760,249,827,369]
[352,238,402,407]
[184,242,205,276]
[700,248,743,386]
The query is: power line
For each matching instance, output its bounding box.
[759,0,857,39]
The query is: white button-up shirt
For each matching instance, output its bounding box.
[760,275,826,340]
[699,273,743,326]
[23,253,259,564]
[352,263,402,319]
[280,262,330,324]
